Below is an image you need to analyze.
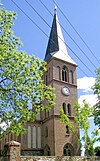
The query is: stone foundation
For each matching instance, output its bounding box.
[0,141,100,161]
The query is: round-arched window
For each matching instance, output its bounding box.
[62,66,68,82]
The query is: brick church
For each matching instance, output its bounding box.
[0,8,80,156]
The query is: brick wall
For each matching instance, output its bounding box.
[20,156,100,161]
[0,141,100,161]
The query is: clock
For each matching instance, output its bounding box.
[61,87,70,96]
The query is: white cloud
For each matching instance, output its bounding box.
[78,94,97,107]
[77,77,97,106]
[77,77,95,92]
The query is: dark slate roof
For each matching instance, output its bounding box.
[44,13,76,65]
[44,14,59,62]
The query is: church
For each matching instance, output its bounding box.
[0,7,80,156]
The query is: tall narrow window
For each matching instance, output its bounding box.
[69,70,73,84]
[62,66,68,82]
[67,104,71,116]
[63,103,66,114]
[49,68,50,82]
[57,66,61,80]
[28,126,31,148]
[32,126,36,148]
[45,71,48,85]
[37,127,41,148]
[44,145,51,156]
[68,149,71,156]
[66,125,69,134]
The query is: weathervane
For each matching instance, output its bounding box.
[54,0,57,14]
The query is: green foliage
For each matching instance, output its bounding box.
[59,107,73,132]
[84,134,94,156]
[93,68,100,128]
[94,146,100,156]
[0,9,56,137]
[74,100,93,131]
[74,100,96,156]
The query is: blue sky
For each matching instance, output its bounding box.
[2,0,100,78]
[1,0,100,154]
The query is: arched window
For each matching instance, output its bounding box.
[28,126,31,148]
[45,71,48,85]
[69,70,73,84]
[62,66,68,82]
[63,143,74,156]
[44,145,51,156]
[67,104,71,116]
[32,126,36,148]
[66,125,69,134]
[63,103,66,114]
[37,127,41,148]
[57,66,61,80]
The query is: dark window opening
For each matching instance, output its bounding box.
[63,103,66,114]
[68,149,71,156]
[69,70,73,84]
[64,148,67,155]
[45,145,51,156]
[66,125,69,134]
[47,149,51,156]
[62,66,68,82]
[63,143,74,156]
[67,104,71,116]
[57,66,60,80]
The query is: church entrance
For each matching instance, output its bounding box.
[63,143,74,156]
[44,145,51,156]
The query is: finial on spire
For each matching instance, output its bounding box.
[54,0,57,14]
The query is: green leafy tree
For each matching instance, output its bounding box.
[94,146,100,156]
[74,100,95,156]
[59,107,73,132]
[0,9,56,136]
[93,68,100,128]
[84,134,94,156]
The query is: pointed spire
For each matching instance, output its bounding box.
[44,9,76,65]
[54,5,57,14]
[54,1,57,15]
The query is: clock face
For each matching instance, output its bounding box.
[62,87,70,96]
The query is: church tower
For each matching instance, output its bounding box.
[41,7,80,156]
[0,6,80,157]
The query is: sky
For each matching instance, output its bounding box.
[1,0,100,153]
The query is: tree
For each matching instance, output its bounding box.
[84,134,94,156]
[0,9,56,136]
[74,100,95,156]
[93,68,100,128]
[94,146,100,156]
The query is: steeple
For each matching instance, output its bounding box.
[44,10,76,65]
